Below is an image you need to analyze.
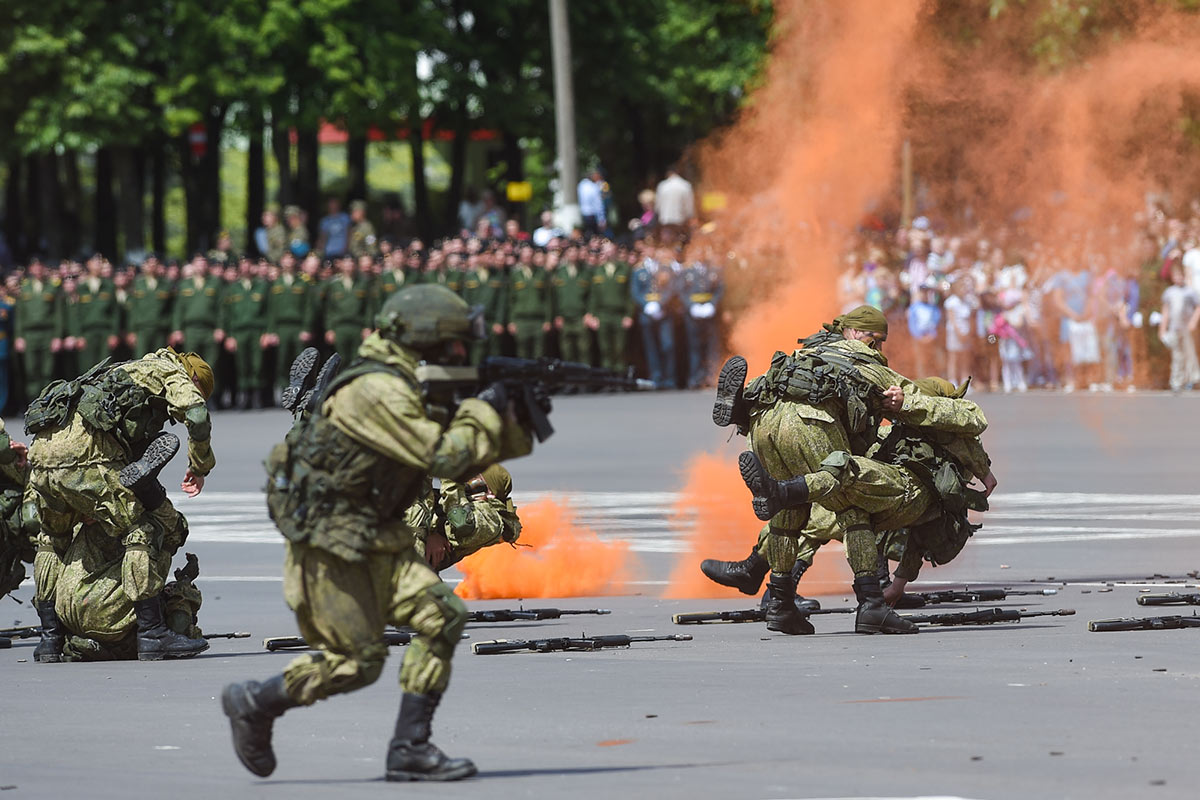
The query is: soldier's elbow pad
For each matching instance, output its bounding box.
[184,405,212,441]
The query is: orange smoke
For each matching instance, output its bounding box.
[662,453,847,599]
[454,497,635,599]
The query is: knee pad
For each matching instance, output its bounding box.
[409,582,468,651]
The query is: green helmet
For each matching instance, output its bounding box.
[377,285,486,348]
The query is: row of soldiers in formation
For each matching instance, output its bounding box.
[9,235,725,406]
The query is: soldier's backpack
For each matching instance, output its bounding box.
[24,358,113,435]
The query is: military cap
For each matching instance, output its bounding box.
[350,199,367,213]
[284,205,302,217]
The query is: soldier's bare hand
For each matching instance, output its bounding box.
[50,338,61,353]
[426,532,450,569]
[883,578,908,606]
[106,335,119,350]
[8,440,27,468]
[882,385,904,411]
[182,470,205,497]
[621,316,634,329]
[224,338,238,352]
[299,331,312,343]
[982,470,998,497]
[14,338,24,353]
[324,330,336,345]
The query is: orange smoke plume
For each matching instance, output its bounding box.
[662,453,847,599]
[454,497,635,600]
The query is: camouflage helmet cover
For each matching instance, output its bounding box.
[377,284,486,348]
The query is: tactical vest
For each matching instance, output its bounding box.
[265,358,428,562]
[875,424,987,567]
[743,344,882,436]
[26,359,168,457]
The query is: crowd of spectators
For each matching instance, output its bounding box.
[836,205,1200,394]
[0,168,723,414]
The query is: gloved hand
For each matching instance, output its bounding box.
[476,381,508,413]
[174,552,200,584]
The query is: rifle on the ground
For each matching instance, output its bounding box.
[903,588,1058,606]
[900,608,1076,626]
[1136,592,1200,606]
[468,607,612,623]
[416,357,655,442]
[673,608,854,625]
[0,625,41,640]
[473,633,692,655]
[1089,614,1200,632]
[203,632,251,640]
[264,631,468,652]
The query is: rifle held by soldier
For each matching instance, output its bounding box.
[468,607,612,623]
[417,357,655,442]
[473,633,692,655]
[900,608,1075,626]
[1136,592,1200,606]
[673,608,854,625]
[1089,614,1200,632]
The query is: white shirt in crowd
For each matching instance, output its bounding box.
[655,172,695,226]
[577,178,605,219]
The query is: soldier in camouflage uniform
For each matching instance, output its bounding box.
[712,306,986,635]
[74,255,121,372]
[25,349,216,662]
[550,250,591,364]
[220,259,268,409]
[0,423,31,603]
[126,255,174,356]
[348,200,378,259]
[14,258,63,403]
[284,206,311,259]
[222,284,534,782]
[409,465,522,571]
[261,208,288,264]
[506,246,550,359]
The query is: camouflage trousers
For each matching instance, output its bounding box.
[280,541,468,705]
[748,401,877,576]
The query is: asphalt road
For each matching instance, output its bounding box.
[2,391,1199,800]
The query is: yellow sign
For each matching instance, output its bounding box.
[506,181,533,202]
[701,191,727,213]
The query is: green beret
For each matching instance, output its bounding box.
[834,305,888,339]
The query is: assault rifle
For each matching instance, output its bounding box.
[1089,614,1200,632]
[264,631,469,652]
[203,632,251,640]
[901,588,1058,606]
[1136,592,1200,606]
[900,608,1076,626]
[673,608,854,625]
[0,625,41,640]
[416,357,655,442]
[468,607,612,623]
[473,633,692,655]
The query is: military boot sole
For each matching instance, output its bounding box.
[712,356,748,428]
[386,761,478,782]
[137,640,209,661]
[119,433,181,488]
[700,559,765,595]
[221,683,278,777]
[281,347,322,412]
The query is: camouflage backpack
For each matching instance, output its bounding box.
[24,358,113,435]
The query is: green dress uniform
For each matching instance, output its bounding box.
[551,262,592,363]
[268,273,315,391]
[369,267,413,323]
[586,259,634,371]
[220,278,269,399]
[316,275,370,365]
[74,276,120,370]
[127,275,174,355]
[15,278,62,400]
[461,267,506,362]
[172,276,224,371]
[506,265,550,359]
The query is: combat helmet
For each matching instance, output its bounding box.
[376,285,486,349]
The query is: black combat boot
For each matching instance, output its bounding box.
[853,576,919,634]
[33,599,66,663]
[298,352,342,415]
[738,451,810,522]
[759,560,822,612]
[119,433,180,494]
[877,561,924,609]
[763,572,815,635]
[386,692,477,782]
[281,347,322,412]
[222,675,298,777]
[700,547,769,595]
[712,356,750,433]
[134,595,209,660]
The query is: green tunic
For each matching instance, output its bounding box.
[15,278,63,399]
[551,263,592,363]
[506,266,550,359]
[172,276,224,368]
[586,260,634,371]
[127,276,174,355]
[75,277,120,369]
[220,278,269,392]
